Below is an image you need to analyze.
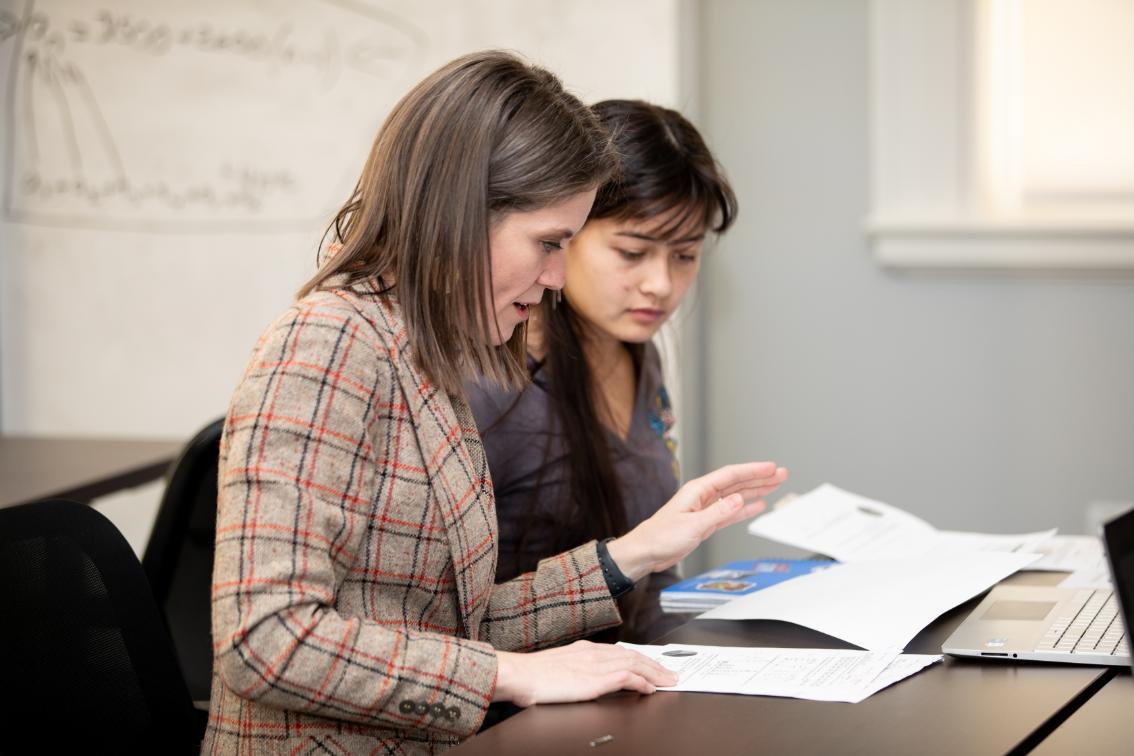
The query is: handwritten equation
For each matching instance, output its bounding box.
[1,0,427,231]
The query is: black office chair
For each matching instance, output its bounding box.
[0,499,205,754]
[143,416,224,703]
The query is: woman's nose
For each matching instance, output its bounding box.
[640,258,673,299]
[537,249,567,290]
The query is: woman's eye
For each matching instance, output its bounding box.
[540,240,563,253]
[672,245,700,263]
[617,249,646,261]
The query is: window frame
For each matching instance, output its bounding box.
[866,0,1134,269]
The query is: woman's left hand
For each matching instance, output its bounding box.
[606,462,788,581]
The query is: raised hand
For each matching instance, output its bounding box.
[608,462,789,581]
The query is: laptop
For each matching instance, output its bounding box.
[943,506,1134,667]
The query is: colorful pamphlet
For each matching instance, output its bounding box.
[661,558,834,613]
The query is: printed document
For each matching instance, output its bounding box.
[748,484,1055,562]
[698,551,1040,650]
[619,643,941,704]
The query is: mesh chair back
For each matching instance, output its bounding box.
[0,499,203,754]
[143,417,224,702]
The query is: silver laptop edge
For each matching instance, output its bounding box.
[942,507,1134,667]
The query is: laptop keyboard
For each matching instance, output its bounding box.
[1035,589,1129,656]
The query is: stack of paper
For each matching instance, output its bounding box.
[620,642,941,704]
[697,551,1038,649]
[747,483,1056,562]
[660,559,834,613]
[691,484,1049,649]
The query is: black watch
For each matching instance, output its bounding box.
[595,538,635,598]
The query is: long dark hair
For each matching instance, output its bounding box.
[298,51,615,396]
[533,100,738,556]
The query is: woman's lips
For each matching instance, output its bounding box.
[628,308,665,324]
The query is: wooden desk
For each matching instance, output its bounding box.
[1032,670,1133,755]
[454,573,1114,756]
[1,435,183,507]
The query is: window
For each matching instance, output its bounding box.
[867,0,1134,268]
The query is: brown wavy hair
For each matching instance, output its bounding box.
[299,51,616,395]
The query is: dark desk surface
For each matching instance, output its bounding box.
[1032,669,1133,755]
[1,435,183,507]
[454,572,1114,756]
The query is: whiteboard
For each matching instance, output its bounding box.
[0,0,686,435]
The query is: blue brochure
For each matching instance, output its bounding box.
[661,559,835,612]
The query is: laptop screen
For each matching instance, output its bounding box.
[1102,506,1134,667]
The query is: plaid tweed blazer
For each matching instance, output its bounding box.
[201,283,621,755]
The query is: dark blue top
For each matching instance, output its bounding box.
[467,341,685,642]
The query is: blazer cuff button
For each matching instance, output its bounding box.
[414,702,430,715]
[446,706,461,720]
[398,700,415,714]
[430,703,447,717]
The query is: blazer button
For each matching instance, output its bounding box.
[398,700,415,714]
[415,702,430,715]
[447,706,461,720]
[430,703,447,717]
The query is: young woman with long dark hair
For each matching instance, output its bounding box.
[204,59,786,753]
[470,100,752,643]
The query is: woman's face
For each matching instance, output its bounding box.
[564,207,705,344]
[486,189,596,345]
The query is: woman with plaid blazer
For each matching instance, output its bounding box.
[202,52,787,754]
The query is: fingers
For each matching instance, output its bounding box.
[716,499,767,530]
[688,463,787,506]
[580,645,678,689]
[597,653,678,695]
[698,462,779,494]
[718,466,788,497]
[591,648,676,686]
[513,643,682,706]
[693,494,766,535]
[718,481,785,503]
[600,670,657,696]
[621,654,678,687]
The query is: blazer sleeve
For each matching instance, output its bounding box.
[478,541,622,651]
[211,299,497,738]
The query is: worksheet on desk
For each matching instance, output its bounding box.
[749,484,1055,562]
[619,643,941,704]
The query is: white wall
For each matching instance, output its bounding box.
[8,0,1131,564]
[0,0,685,438]
[689,0,1134,572]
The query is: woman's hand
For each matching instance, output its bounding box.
[607,462,788,581]
[492,641,678,706]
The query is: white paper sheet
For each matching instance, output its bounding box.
[935,528,1058,558]
[1023,535,1104,572]
[750,484,1056,562]
[619,643,941,704]
[748,484,938,561]
[858,653,944,698]
[698,551,1040,650]
[1059,560,1114,589]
